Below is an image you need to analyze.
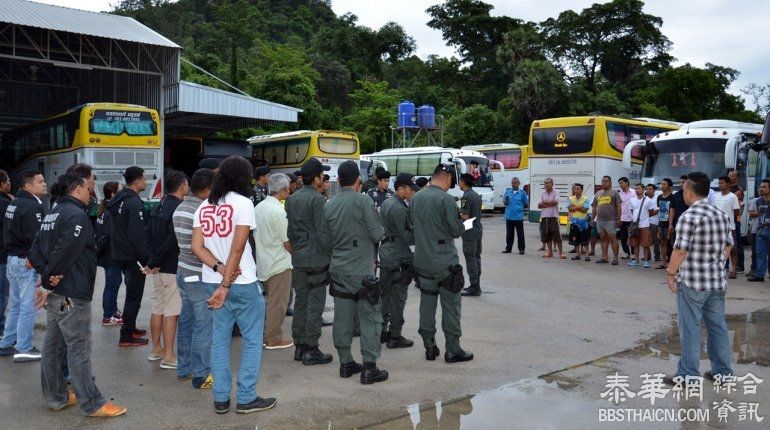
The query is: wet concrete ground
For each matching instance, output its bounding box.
[1,214,769,429]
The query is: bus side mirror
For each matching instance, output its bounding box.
[724,136,742,170]
[622,140,646,170]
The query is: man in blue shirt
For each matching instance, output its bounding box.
[502,177,528,254]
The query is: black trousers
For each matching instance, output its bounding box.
[617,221,631,255]
[505,220,525,252]
[118,260,146,340]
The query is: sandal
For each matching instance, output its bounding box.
[542,253,553,258]
[585,256,591,261]
[571,255,581,260]
[728,272,737,279]
[560,254,567,259]
[595,259,608,264]
[611,260,619,265]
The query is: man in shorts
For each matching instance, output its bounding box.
[538,178,563,259]
[628,184,657,268]
[568,184,591,261]
[591,176,621,265]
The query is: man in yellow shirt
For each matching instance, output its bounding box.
[568,184,591,261]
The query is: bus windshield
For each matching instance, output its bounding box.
[532,125,594,154]
[90,110,157,136]
[458,156,491,187]
[318,137,357,155]
[643,138,727,183]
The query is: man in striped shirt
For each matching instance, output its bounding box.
[173,169,215,389]
[664,171,733,385]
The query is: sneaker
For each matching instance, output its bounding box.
[87,401,127,418]
[132,329,147,336]
[118,337,149,347]
[747,277,765,282]
[643,261,651,269]
[736,268,745,274]
[264,339,294,350]
[50,390,77,411]
[147,353,163,361]
[113,311,123,319]
[0,345,18,357]
[628,260,640,267]
[13,347,42,362]
[746,271,756,278]
[102,317,122,326]
[236,397,277,414]
[160,359,178,369]
[193,374,214,389]
[214,399,230,415]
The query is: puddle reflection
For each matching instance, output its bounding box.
[363,307,769,429]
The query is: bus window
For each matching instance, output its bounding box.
[532,126,593,154]
[319,137,357,155]
[493,149,521,169]
[265,143,286,165]
[377,156,397,173]
[606,122,644,157]
[398,155,418,175]
[285,138,310,164]
[417,154,441,175]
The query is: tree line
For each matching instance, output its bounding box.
[115,0,769,153]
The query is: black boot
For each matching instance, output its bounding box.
[360,362,388,385]
[445,348,474,363]
[461,285,481,297]
[339,361,363,378]
[293,343,308,361]
[386,336,414,349]
[425,344,440,361]
[302,346,333,365]
[380,330,391,344]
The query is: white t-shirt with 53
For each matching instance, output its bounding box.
[193,192,258,285]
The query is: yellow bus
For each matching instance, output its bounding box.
[461,143,529,210]
[528,116,681,223]
[247,130,360,196]
[0,103,163,201]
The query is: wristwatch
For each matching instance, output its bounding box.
[212,261,223,272]
[665,268,676,277]
[40,287,53,295]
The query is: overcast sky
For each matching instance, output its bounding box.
[34,0,769,106]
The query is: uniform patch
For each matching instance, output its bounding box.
[74,225,82,237]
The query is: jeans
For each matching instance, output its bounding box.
[755,228,770,278]
[118,260,146,340]
[505,220,525,252]
[675,282,732,377]
[0,256,39,352]
[0,263,9,331]
[176,274,212,379]
[735,221,744,271]
[206,281,265,403]
[101,267,123,319]
[749,233,757,273]
[41,294,105,415]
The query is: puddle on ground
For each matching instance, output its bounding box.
[362,307,770,429]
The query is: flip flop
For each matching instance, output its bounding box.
[571,255,581,260]
[560,254,567,259]
[611,260,619,265]
[585,256,591,261]
[595,259,608,264]
[542,253,553,258]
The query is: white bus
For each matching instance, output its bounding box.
[461,143,529,210]
[622,119,764,236]
[365,146,502,209]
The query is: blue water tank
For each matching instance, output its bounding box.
[417,105,436,128]
[398,101,416,128]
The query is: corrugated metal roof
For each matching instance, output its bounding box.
[175,80,302,123]
[0,0,180,48]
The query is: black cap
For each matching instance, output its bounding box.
[376,170,391,180]
[199,158,220,169]
[338,160,360,186]
[293,170,303,177]
[415,177,429,188]
[300,158,329,178]
[286,173,297,183]
[394,173,419,192]
[254,165,271,178]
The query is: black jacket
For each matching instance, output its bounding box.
[106,188,149,264]
[95,203,119,268]
[146,195,182,273]
[28,196,97,301]
[0,193,12,260]
[3,190,45,257]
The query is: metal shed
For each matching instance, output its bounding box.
[0,0,301,137]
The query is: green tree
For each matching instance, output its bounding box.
[443,104,505,147]
[540,0,671,93]
[343,80,402,153]
[505,59,567,121]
